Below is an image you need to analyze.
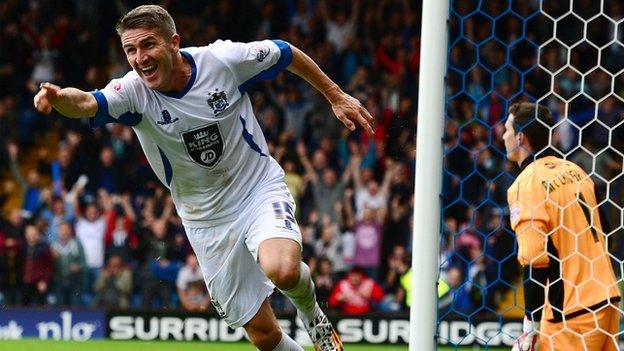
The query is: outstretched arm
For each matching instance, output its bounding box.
[33,82,98,118]
[286,45,374,134]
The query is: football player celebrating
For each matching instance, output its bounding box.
[34,5,374,351]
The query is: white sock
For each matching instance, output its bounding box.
[271,331,304,351]
[280,262,319,321]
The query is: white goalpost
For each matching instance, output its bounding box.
[410,0,449,350]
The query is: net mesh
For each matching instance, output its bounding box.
[438,0,624,349]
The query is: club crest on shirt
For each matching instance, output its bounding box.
[157,109,179,125]
[207,89,229,114]
[181,123,224,168]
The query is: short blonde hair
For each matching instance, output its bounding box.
[116,5,176,38]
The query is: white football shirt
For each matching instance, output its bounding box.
[90,39,292,227]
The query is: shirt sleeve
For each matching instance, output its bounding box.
[89,72,143,128]
[210,39,293,94]
[507,178,551,268]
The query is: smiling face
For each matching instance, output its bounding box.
[121,27,180,91]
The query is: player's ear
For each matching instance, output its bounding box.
[171,33,180,51]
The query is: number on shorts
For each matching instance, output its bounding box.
[272,201,296,230]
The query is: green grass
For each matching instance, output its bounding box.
[0,340,405,350]
[0,340,507,350]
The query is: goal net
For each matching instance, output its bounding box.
[438,0,624,349]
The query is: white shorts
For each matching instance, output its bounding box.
[185,182,302,328]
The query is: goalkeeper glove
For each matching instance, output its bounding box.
[511,317,539,351]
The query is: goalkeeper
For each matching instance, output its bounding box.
[503,102,621,351]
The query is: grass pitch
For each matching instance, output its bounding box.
[0,340,507,350]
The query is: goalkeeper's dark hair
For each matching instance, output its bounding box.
[116,5,176,38]
[508,102,554,155]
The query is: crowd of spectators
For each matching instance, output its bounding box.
[2,0,622,320]
[0,0,417,315]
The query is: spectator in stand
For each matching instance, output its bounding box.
[74,193,107,305]
[22,224,53,306]
[383,245,409,291]
[0,209,24,306]
[93,254,133,309]
[271,83,315,139]
[297,140,352,222]
[39,194,75,243]
[351,156,394,221]
[380,245,409,312]
[7,142,43,217]
[38,175,88,243]
[319,0,360,54]
[102,192,137,263]
[50,146,80,194]
[95,146,123,194]
[313,220,347,275]
[167,229,190,264]
[50,220,87,307]
[382,162,412,260]
[176,253,210,311]
[483,208,518,310]
[313,257,335,306]
[438,266,479,316]
[344,185,386,280]
[328,266,384,315]
[139,195,176,308]
[281,158,305,211]
[108,124,135,166]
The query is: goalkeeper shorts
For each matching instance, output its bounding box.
[184,181,302,328]
[539,304,621,351]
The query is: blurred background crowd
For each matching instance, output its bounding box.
[0,0,417,315]
[0,0,623,321]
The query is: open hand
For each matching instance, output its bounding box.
[330,91,374,135]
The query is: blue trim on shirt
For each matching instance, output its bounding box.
[159,51,197,99]
[157,146,173,186]
[239,115,267,157]
[237,40,293,95]
[117,111,142,126]
[90,91,142,128]
[90,91,116,128]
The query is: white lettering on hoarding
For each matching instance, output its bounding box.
[0,321,24,340]
[184,318,208,341]
[106,314,521,347]
[437,321,521,346]
[36,311,96,341]
[388,320,410,343]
